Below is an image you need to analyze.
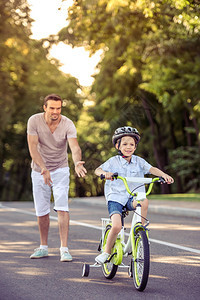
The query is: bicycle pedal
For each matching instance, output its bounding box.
[106,252,117,262]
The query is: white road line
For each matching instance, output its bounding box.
[149,238,200,254]
[1,204,200,255]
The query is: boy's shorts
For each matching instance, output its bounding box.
[108,198,135,217]
[31,167,70,217]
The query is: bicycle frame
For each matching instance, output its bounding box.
[103,176,161,257]
[100,198,147,264]
[123,202,143,255]
[82,175,165,288]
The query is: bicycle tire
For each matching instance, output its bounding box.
[102,224,118,279]
[132,230,150,291]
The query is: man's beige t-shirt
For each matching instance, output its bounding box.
[27,113,77,172]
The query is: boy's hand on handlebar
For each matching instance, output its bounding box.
[162,174,174,184]
[101,172,115,181]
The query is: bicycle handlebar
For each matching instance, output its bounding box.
[100,172,118,180]
[100,172,166,197]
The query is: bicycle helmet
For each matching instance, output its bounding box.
[112,126,140,146]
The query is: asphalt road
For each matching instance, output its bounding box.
[0,200,200,300]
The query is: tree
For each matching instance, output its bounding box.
[58,0,200,193]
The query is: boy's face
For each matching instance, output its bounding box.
[116,136,136,158]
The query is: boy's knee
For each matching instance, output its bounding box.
[131,200,137,209]
[111,224,121,234]
[141,198,148,209]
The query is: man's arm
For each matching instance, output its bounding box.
[68,138,87,177]
[27,134,52,186]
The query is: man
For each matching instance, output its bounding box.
[27,94,87,262]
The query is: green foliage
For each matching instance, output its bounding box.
[58,0,200,194]
[1,0,200,200]
[149,193,200,201]
[170,146,200,191]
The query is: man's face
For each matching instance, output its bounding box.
[43,100,62,121]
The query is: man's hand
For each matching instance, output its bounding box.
[75,161,87,178]
[41,168,52,186]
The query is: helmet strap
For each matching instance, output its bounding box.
[118,150,128,158]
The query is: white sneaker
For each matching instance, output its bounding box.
[30,248,48,259]
[60,250,72,262]
[95,252,110,264]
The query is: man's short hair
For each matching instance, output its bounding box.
[44,94,63,107]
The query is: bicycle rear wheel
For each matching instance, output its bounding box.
[102,225,118,279]
[133,230,150,291]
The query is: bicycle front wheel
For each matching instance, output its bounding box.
[102,225,118,279]
[133,230,150,291]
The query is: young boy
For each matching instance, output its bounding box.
[95,126,174,264]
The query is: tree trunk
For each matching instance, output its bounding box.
[168,113,183,193]
[140,93,171,194]
[186,101,200,150]
[184,109,193,146]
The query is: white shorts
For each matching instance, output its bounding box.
[31,167,70,217]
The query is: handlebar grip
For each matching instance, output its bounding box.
[100,172,118,180]
[112,172,118,178]
[159,177,166,183]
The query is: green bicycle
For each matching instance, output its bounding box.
[82,173,166,291]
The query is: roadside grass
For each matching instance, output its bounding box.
[149,193,200,202]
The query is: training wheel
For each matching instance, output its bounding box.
[82,264,90,277]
